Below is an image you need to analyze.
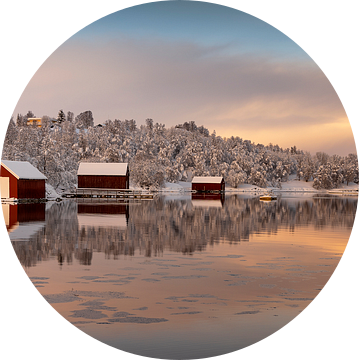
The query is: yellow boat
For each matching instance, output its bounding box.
[260,192,277,201]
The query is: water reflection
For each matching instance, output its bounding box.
[191,193,225,207]
[2,203,45,231]
[7,195,357,268]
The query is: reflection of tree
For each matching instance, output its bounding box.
[12,229,44,268]
[11,201,78,267]
[11,196,357,267]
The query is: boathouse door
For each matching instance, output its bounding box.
[0,177,9,198]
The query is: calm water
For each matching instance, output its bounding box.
[5,194,357,359]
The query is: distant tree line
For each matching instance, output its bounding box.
[2,111,358,191]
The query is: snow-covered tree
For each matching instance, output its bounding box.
[67,111,74,123]
[226,169,246,188]
[315,152,329,166]
[104,146,121,163]
[130,152,165,189]
[57,110,66,124]
[313,164,334,189]
[2,114,357,193]
[330,155,344,188]
[248,165,267,188]
[302,153,315,182]
[16,114,26,127]
[75,111,94,129]
[2,117,18,159]
[296,154,305,180]
[343,154,358,185]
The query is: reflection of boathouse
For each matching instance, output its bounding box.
[192,176,225,193]
[191,193,225,207]
[77,202,129,229]
[2,203,45,240]
[76,201,130,263]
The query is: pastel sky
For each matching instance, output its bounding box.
[12,1,356,155]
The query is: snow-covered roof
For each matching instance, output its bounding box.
[77,162,128,176]
[1,160,47,180]
[192,176,223,184]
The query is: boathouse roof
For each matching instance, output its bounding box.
[1,160,47,180]
[192,176,223,184]
[77,162,128,176]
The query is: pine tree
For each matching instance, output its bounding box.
[25,110,35,119]
[16,114,26,127]
[302,153,315,182]
[343,154,358,185]
[57,109,66,124]
[313,165,334,189]
[2,117,18,159]
[67,111,74,122]
[249,165,267,188]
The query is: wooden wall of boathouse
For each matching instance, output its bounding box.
[78,173,129,190]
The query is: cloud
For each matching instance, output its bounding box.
[13,36,355,155]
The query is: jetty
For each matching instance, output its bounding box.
[63,188,154,199]
[327,189,358,196]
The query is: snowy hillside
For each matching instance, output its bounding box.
[2,115,358,193]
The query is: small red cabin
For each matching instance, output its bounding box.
[1,160,47,199]
[77,162,129,189]
[192,176,225,193]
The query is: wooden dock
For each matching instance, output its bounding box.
[328,189,358,196]
[63,188,154,199]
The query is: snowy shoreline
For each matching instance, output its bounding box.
[64,179,358,197]
[3,179,356,203]
[158,179,358,195]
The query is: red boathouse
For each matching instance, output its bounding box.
[0,160,47,199]
[191,176,225,193]
[77,162,129,189]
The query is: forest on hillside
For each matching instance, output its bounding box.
[2,110,358,192]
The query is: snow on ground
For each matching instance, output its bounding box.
[64,176,357,196]
[160,182,266,193]
[46,184,60,200]
[273,180,318,193]
[160,181,192,192]
[156,179,358,194]
[226,184,266,193]
[275,180,358,193]
[336,182,359,190]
